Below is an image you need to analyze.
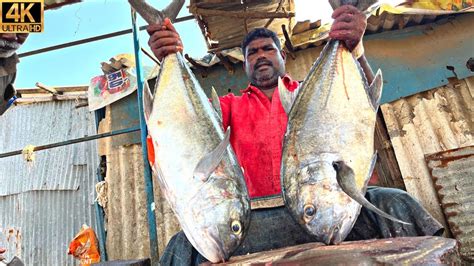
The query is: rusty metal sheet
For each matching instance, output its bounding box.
[426,146,474,262]
[381,76,474,232]
[216,236,460,265]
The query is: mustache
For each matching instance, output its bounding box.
[254,59,273,70]
[0,40,21,51]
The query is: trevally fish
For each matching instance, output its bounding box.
[129,0,250,262]
[279,39,409,245]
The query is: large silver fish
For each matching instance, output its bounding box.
[279,39,409,245]
[129,0,250,262]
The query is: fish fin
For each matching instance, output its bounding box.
[193,128,231,182]
[143,80,154,124]
[333,159,411,225]
[278,76,298,115]
[368,69,383,111]
[128,0,164,24]
[211,86,222,120]
[163,0,185,22]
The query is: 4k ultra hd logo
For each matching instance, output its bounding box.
[0,0,44,33]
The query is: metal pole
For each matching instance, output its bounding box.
[0,126,141,159]
[18,15,194,58]
[94,109,108,262]
[130,8,160,264]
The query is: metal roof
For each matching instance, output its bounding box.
[426,146,474,262]
[0,100,99,265]
[380,76,474,232]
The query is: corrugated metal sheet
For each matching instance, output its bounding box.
[426,146,474,262]
[0,101,92,196]
[366,12,438,33]
[0,100,99,265]
[381,76,474,231]
[98,105,180,260]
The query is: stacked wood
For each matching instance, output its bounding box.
[189,0,295,52]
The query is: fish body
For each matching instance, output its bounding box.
[128,0,250,261]
[279,40,406,245]
[143,53,250,263]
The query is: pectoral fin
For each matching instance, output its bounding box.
[278,76,299,115]
[193,128,231,182]
[333,156,411,225]
[368,69,383,112]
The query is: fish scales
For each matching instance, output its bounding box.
[146,53,250,263]
[280,39,407,245]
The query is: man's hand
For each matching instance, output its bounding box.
[147,18,183,61]
[329,5,367,52]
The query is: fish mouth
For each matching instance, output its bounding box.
[206,232,229,262]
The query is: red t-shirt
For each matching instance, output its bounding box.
[219,75,299,199]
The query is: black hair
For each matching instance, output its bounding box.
[241,28,281,57]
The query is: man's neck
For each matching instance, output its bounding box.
[260,87,275,100]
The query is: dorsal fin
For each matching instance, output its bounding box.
[368,69,383,111]
[193,128,231,182]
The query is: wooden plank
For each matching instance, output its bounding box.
[16,85,88,96]
[209,237,459,265]
[373,110,405,189]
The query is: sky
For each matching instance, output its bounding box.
[15,0,402,88]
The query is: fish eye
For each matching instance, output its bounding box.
[304,204,316,217]
[231,221,242,235]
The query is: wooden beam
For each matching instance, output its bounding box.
[16,85,88,96]
[374,110,405,189]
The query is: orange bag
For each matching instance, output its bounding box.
[68,225,100,266]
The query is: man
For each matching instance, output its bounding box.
[147,5,443,265]
[0,33,28,116]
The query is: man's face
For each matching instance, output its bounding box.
[244,37,286,89]
[0,33,28,58]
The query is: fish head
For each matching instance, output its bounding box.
[184,172,250,262]
[292,157,360,244]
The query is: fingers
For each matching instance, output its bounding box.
[146,18,178,36]
[152,46,183,62]
[146,18,183,61]
[329,30,359,43]
[329,5,366,51]
[163,18,178,33]
[332,5,360,19]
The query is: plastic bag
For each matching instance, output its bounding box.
[68,225,100,266]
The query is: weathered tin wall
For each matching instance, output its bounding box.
[0,100,99,265]
[97,102,179,260]
[381,76,473,229]
[426,146,474,262]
